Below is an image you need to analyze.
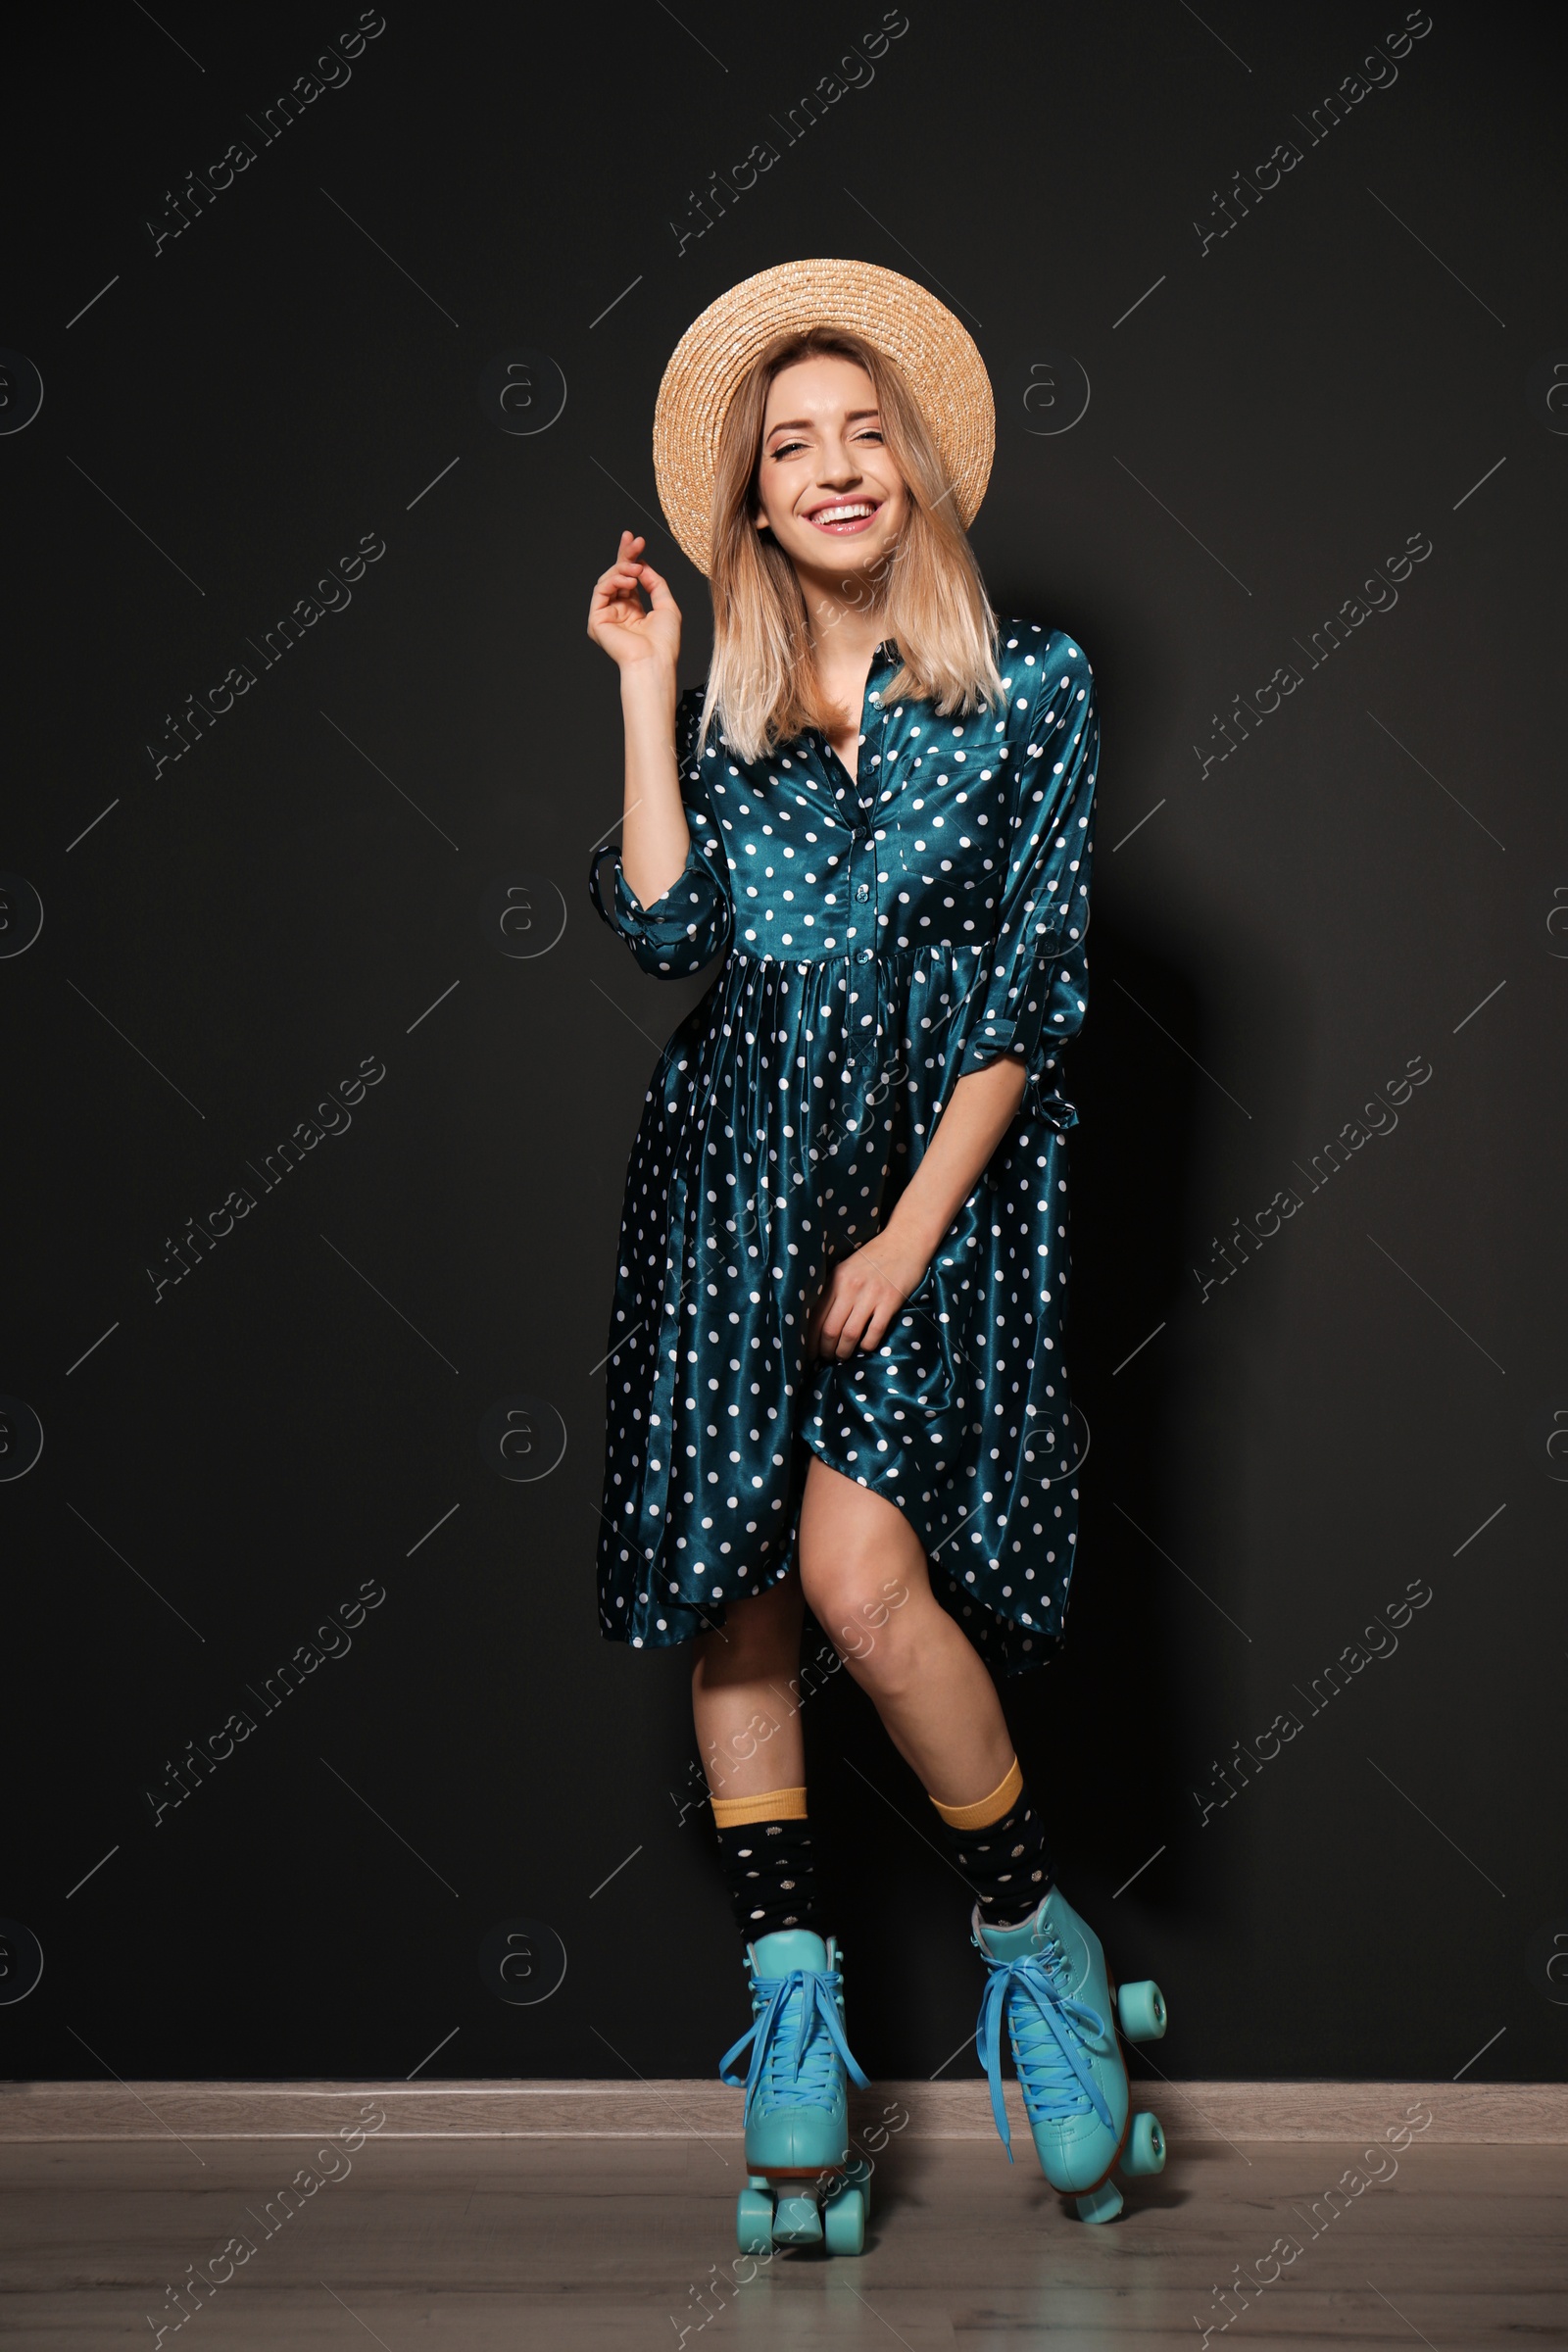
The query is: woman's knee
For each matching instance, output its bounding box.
[798,1459,932,1669]
[800,1554,924,1673]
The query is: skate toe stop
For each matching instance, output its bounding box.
[1075,2180,1125,2225]
[771,2192,824,2246]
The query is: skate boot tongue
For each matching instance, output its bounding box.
[720,1928,868,2112]
[973,1893,1058,1965]
[750,1928,831,1976]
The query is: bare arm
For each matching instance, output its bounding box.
[587,530,691,907]
[809,1054,1029,1360]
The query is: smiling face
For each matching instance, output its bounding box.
[753,353,907,582]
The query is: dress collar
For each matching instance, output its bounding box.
[865,638,900,700]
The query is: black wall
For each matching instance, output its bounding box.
[4,1,1565,2088]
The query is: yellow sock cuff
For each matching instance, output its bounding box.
[710,1786,808,1830]
[929,1757,1023,1832]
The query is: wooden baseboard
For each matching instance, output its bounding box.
[0,2078,1561,2143]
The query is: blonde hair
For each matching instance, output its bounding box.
[701,329,1002,762]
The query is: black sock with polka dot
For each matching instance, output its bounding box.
[939,1783,1054,1929]
[715,1816,820,1942]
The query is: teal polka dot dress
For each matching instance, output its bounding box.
[589,625,1097,1675]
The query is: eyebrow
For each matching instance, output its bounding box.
[765,408,882,437]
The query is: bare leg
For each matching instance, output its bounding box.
[691,1572,808,1802]
[797,1455,1014,1805]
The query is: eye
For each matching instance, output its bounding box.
[855,427,885,444]
[769,438,808,461]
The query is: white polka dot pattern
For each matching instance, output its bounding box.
[587,624,1098,1674]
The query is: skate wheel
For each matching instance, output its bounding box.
[1075,2180,1124,2225]
[1116,1979,1167,2041]
[843,2153,873,2213]
[736,2186,774,2255]
[1120,2110,1166,2178]
[771,2191,823,2246]
[823,2183,867,2255]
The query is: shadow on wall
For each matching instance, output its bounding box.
[1037,916,1214,1907]
[1050,905,1306,1941]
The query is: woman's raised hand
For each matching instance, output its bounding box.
[588,530,681,673]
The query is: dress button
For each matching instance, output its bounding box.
[857,947,874,964]
[856,882,870,902]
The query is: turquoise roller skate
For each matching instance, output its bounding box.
[719,1929,872,2255]
[975,1886,1168,2225]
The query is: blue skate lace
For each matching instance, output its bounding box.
[718,1967,870,2108]
[976,1940,1114,2161]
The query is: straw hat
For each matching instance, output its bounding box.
[652,259,995,576]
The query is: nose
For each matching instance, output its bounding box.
[815,435,862,490]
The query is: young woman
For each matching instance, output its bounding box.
[587,262,1166,2255]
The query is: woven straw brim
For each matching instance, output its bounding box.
[653,259,995,576]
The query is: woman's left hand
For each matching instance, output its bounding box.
[809,1225,932,1360]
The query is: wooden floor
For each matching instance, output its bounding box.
[2,2134,1564,2347]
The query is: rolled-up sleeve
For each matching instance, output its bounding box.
[588,691,733,977]
[958,645,1097,1126]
